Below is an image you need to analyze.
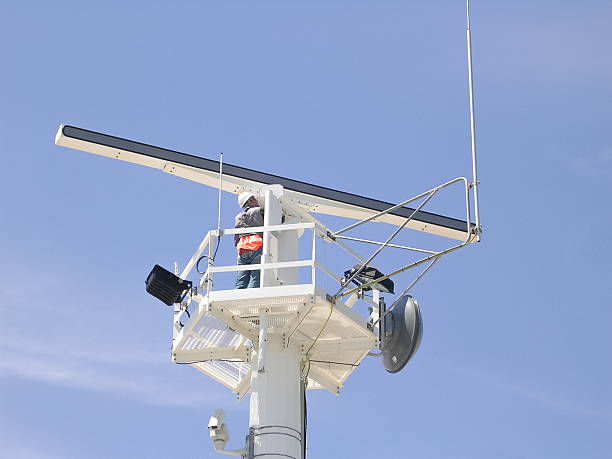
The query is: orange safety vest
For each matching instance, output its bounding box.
[236,234,263,253]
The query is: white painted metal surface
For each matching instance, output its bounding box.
[163,189,381,457]
[169,183,475,411]
[249,189,301,459]
[172,216,376,399]
[179,285,375,395]
[250,335,302,458]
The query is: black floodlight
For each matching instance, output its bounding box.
[145,264,192,306]
[343,264,394,294]
[382,295,423,373]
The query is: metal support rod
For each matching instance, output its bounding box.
[311,227,317,285]
[379,296,386,349]
[207,231,214,292]
[336,231,474,301]
[333,235,438,255]
[466,0,481,241]
[172,261,181,346]
[217,152,223,237]
[371,257,439,329]
[257,309,268,373]
[333,190,438,298]
[332,177,466,237]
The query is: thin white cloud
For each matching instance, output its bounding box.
[0,355,216,408]
[0,333,162,367]
[569,147,612,183]
[0,330,228,408]
[0,266,238,410]
[0,349,219,408]
[438,357,612,422]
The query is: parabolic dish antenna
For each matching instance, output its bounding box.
[382,295,423,373]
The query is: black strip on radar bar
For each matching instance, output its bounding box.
[61,125,471,234]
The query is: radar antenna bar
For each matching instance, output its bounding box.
[55,124,473,241]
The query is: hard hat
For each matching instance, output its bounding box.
[238,191,255,208]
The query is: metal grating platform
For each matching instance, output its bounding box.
[172,284,378,396]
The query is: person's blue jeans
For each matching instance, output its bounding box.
[235,248,262,289]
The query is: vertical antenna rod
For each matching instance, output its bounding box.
[210,152,223,264]
[217,152,223,236]
[466,0,481,241]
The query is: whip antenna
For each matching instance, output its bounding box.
[466,0,481,241]
[213,152,223,262]
[217,152,223,236]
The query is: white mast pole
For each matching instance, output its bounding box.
[466,0,481,241]
[249,188,303,459]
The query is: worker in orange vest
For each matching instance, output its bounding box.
[234,192,264,289]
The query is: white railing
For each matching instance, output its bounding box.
[173,221,329,346]
[180,222,322,295]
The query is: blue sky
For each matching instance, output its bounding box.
[1,1,611,458]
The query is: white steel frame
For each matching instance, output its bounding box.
[330,176,476,302]
[171,174,474,399]
[172,221,378,396]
